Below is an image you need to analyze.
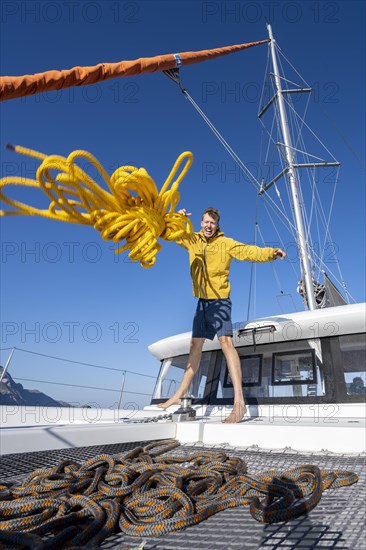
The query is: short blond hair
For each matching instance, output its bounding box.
[202,207,220,223]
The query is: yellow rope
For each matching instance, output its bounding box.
[0,145,193,267]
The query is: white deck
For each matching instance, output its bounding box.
[1,403,365,455]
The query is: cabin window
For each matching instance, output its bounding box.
[158,355,188,399]
[154,352,212,400]
[223,355,262,387]
[272,350,316,384]
[215,339,324,401]
[340,333,366,396]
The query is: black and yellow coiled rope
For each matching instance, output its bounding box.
[0,440,358,548]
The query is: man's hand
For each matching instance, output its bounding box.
[274,248,286,260]
[178,208,192,216]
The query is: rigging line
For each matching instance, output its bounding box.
[164,69,265,192]
[288,111,317,259]
[308,171,323,276]
[273,181,292,236]
[300,171,315,254]
[304,241,355,302]
[258,44,272,117]
[170,77,303,237]
[276,25,366,169]
[247,223,256,321]
[276,47,314,167]
[274,41,311,88]
[310,167,338,265]
[313,209,323,282]
[263,140,278,189]
[272,45,306,90]
[259,113,277,187]
[256,222,284,294]
[275,142,332,163]
[269,73,305,89]
[260,81,297,235]
[305,163,343,278]
[263,172,298,243]
[286,92,312,155]
[260,123,296,241]
[262,200,300,282]
[262,185,298,242]
[299,203,318,280]
[285,86,313,165]
[272,99,300,242]
[182,90,261,187]
[315,103,366,170]
[247,130,267,320]
[316,166,339,234]
[163,69,257,183]
[265,117,277,173]
[193,83,304,241]
[282,95,340,162]
[321,164,340,258]
[259,109,279,161]
[274,99,297,229]
[277,90,309,252]
[165,71,313,246]
[287,101,336,268]
[272,148,312,255]
[312,165,339,238]
[318,166,349,293]
[279,129,317,260]
[264,44,341,266]
[276,45,291,93]
[302,176,328,269]
[247,212,259,321]
[13,377,152,397]
[9,347,158,379]
[309,174,334,257]
[258,116,264,171]
[262,42,352,299]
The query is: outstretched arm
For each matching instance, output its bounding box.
[228,241,287,262]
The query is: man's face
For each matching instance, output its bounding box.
[201,214,218,239]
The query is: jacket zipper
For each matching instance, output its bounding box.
[201,241,208,299]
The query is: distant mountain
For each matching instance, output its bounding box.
[0,366,71,407]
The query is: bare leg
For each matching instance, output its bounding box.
[219,335,247,423]
[157,338,204,409]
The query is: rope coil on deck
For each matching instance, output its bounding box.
[0,440,358,548]
[0,145,193,267]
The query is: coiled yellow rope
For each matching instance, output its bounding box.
[0,145,193,267]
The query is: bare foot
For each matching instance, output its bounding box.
[157,397,181,410]
[222,402,247,424]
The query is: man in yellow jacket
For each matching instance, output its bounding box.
[158,207,286,422]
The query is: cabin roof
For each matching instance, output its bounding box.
[148,302,366,360]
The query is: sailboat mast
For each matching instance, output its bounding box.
[266,24,316,310]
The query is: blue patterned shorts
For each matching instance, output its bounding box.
[192,298,233,340]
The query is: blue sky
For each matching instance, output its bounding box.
[0,0,365,409]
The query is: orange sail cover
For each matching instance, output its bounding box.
[0,40,269,102]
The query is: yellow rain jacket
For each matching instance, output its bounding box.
[176,230,277,299]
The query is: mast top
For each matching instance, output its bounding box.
[266,23,274,40]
